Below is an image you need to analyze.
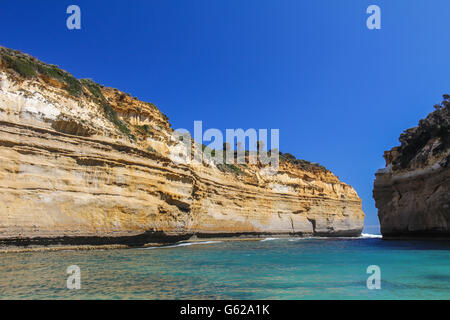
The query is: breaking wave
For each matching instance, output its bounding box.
[360,233,382,239]
[260,237,280,242]
[144,241,222,250]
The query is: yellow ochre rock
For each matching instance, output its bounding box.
[0,47,364,245]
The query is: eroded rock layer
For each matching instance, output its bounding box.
[0,47,364,245]
[374,98,450,238]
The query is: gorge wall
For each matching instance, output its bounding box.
[374,98,450,238]
[0,47,364,246]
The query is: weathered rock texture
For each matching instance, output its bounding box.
[0,47,364,246]
[374,98,450,238]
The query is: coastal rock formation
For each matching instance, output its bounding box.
[0,47,364,246]
[374,98,450,238]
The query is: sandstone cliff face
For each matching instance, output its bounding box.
[374,99,450,238]
[0,47,364,245]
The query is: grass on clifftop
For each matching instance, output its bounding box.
[279,152,329,172]
[0,47,82,97]
[201,142,330,175]
[0,46,149,142]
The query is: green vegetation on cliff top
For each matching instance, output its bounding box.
[0,46,331,174]
[0,46,139,141]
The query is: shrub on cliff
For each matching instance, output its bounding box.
[280,152,296,162]
[1,55,37,78]
[217,163,243,175]
[0,47,82,97]
[81,78,104,100]
[135,124,153,136]
[201,144,216,157]
[80,78,136,141]
[278,151,329,172]
[395,96,450,169]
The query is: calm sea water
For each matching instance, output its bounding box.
[0,237,449,300]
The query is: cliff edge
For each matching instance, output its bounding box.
[0,46,364,246]
[373,96,450,238]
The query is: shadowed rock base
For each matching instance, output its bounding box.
[0,229,364,249]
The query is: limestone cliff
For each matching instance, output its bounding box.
[374,97,450,238]
[0,47,364,246]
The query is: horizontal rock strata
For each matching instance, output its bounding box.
[0,47,364,246]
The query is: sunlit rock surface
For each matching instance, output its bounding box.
[374,99,449,238]
[0,47,364,246]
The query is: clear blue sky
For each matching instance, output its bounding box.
[2,0,450,233]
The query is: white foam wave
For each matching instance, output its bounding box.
[289,234,383,241]
[260,237,280,242]
[144,241,222,250]
[360,233,382,239]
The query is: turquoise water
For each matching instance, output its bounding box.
[0,237,449,299]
